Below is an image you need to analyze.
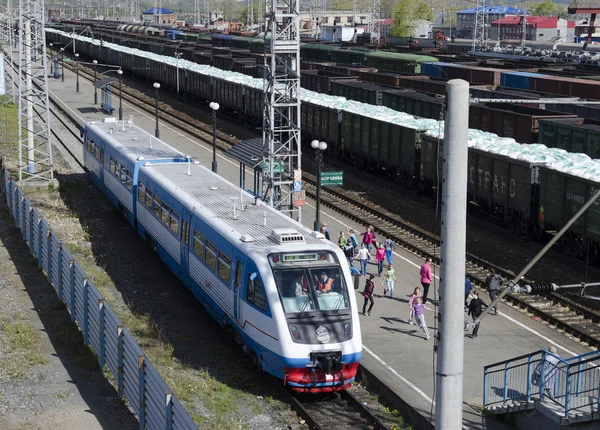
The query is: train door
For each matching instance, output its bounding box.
[233,258,243,323]
[180,210,192,286]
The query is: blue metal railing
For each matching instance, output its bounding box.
[484,348,600,418]
[3,170,198,430]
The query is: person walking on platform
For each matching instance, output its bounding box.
[382,264,398,298]
[355,243,372,276]
[347,227,359,256]
[375,243,386,277]
[361,226,375,252]
[468,290,487,338]
[407,286,421,325]
[343,242,354,268]
[486,269,504,315]
[338,231,347,249]
[320,224,330,241]
[465,276,473,310]
[533,346,560,401]
[362,274,376,316]
[383,237,395,264]
[420,257,433,304]
[412,297,432,340]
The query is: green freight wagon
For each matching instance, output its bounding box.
[341,111,426,186]
[331,81,387,105]
[301,102,341,156]
[538,118,600,159]
[300,44,337,62]
[538,167,600,258]
[381,90,444,119]
[329,47,370,65]
[364,52,438,74]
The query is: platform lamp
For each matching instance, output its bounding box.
[311,140,327,232]
[117,69,123,120]
[209,102,220,173]
[60,47,65,82]
[153,82,161,138]
[74,53,80,92]
[93,60,98,105]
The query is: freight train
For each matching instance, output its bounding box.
[82,118,362,392]
[46,29,600,263]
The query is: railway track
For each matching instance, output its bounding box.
[288,390,388,430]
[52,55,600,349]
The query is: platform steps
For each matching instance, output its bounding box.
[486,395,600,426]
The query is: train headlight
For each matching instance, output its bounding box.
[316,326,331,344]
[343,322,352,339]
[289,325,302,342]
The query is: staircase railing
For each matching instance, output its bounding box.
[483,349,600,418]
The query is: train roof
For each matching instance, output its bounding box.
[141,162,325,249]
[86,119,186,163]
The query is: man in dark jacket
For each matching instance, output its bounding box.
[468,290,487,338]
[465,276,473,310]
[486,269,504,315]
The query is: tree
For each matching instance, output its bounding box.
[389,0,433,37]
[529,0,567,17]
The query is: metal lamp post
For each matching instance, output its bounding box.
[93,60,98,105]
[117,69,123,120]
[74,53,80,92]
[311,140,327,232]
[175,52,182,104]
[209,102,220,173]
[153,82,161,138]
[60,48,65,82]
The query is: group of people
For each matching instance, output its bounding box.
[359,257,435,341]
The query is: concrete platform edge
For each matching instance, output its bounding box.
[358,354,434,430]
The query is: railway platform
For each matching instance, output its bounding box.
[42,64,593,429]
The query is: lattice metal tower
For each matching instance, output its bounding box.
[310,0,326,39]
[367,0,380,43]
[17,0,54,182]
[0,0,17,102]
[472,0,486,51]
[520,8,527,48]
[262,0,302,221]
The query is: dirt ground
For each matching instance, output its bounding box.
[0,198,138,429]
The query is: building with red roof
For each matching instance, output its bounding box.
[489,15,575,43]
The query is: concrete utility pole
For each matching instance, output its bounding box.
[434,79,469,430]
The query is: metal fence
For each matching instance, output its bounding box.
[3,170,198,430]
[484,348,600,418]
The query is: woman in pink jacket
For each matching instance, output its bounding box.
[420,257,432,304]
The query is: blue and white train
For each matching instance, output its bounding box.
[82,118,363,392]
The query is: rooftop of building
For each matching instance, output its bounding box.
[491,15,575,28]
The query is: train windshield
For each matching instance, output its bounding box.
[271,266,350,314]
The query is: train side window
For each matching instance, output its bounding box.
[170,211,179,235]
[119,166,127,184]
[100,148,104,163]
[161,202,170,224]
[193,230,205,260]
[145,189,154,209]
[138,182,145,202]
[247,274,267,312]
[217,252,231,285]
[126,171,133,190]
[153,195,162,218]
[205,240,217,271]
[181,219,189,245]
[235,261,242,288]
[109,158,116,175]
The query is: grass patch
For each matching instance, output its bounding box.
[0,319,49,379]
[48,318,99,371]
